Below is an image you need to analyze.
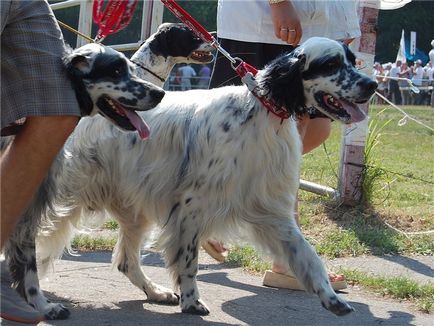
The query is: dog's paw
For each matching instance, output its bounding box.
[321,295,354,316]
[43,303,70,320]
[181,299,210,315]
[145,285,179,305]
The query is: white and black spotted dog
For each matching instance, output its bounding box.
[11,37,377,319]
[2,23,213,320]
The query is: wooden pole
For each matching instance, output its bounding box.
[338,5,379,206]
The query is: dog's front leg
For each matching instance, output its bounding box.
[282,227,354,316]
[166,202,209,315]
[5,222,70,320]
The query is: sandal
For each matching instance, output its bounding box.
[263,270,347,291]
[201,241,227,263]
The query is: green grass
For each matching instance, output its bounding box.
[226,246,271,273]
[341,269,434,314]
[71,234,117,251]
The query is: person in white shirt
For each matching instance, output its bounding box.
[388,60,402,105]
[205,0,361,292]
[429,40,434,107]
[177,64,197,90]
[411,60,424,104]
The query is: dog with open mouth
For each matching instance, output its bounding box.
[6,37,376,320]
[64,42,165,139]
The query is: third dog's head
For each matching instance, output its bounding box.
[64,43,165,139]
[147,23,214,64]
[259,37,377,123]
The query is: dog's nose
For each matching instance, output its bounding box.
[366,80,378,93]
[358,79,378,94]
[151,89,165,102]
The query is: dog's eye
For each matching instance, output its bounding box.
[327,61,340,69]
[114,67,124,76]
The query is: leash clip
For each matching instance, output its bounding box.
[241,72,258,92]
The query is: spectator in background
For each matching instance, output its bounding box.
[177,63,197,91]
[411,59,424,105]
[388,60,402,104]
[426,61,434,107]
[382,62,392,101]
[372,62,385,104]
[430,40,434,107]
[197,64,212,89]
[398,61,412,105]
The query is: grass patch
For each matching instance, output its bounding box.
[226,246,271,273]
[71,234,117,251]
[103,219,119,230]
[342,269,434,313]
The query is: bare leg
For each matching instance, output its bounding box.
[1,116,78,249]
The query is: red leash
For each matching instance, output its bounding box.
[93,0,138,43]
[161,0,290,120]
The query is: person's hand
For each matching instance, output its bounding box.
[270,1,302,45]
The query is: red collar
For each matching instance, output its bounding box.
[234,61,290,120]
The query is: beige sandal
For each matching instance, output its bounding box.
[262,270,347,291]
[201,241,227,263]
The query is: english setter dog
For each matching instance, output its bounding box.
[9,37,377,319]
[2,22,213,320]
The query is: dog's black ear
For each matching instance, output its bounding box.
[63,52,94,116]
[149,25,171,58]
[260,53,306,118]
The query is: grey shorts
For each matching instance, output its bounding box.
[1,0,80,133]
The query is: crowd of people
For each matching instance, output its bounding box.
[372,56,434,107]
[167,63,212,91]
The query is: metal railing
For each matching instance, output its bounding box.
[50,0,164,51]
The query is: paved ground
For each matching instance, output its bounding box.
[4,250,432,326]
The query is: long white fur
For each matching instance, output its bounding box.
[34,37,374,316]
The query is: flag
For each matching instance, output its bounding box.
[410,31,416,55]
[396,29,406,63]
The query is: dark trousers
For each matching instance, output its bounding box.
[389,79,402,105]
[209,38,294,89]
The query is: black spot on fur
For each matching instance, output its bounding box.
[28,256,37,273]
[129,133,137,146]
[28,287,37,296]
[118,262,128,273]
[185,198,192,204]
[221,121,230,132]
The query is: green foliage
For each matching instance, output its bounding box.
[226,246,271,273]
[362,110,392,206]
[163,0,217,31]
[103,219,119,231]
[313,229,368,258]
[342,269,434,313]
[72,235,117,251]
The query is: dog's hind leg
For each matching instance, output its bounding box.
[164,202,209,315]
[112,214,179,305]
[250,218,354,316]
[5,222,70,320]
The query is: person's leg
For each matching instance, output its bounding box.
[1,116,78,323]
[1,116,78,249]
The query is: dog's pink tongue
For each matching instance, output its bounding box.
[124,110,150,140]
[341,100,366,123]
